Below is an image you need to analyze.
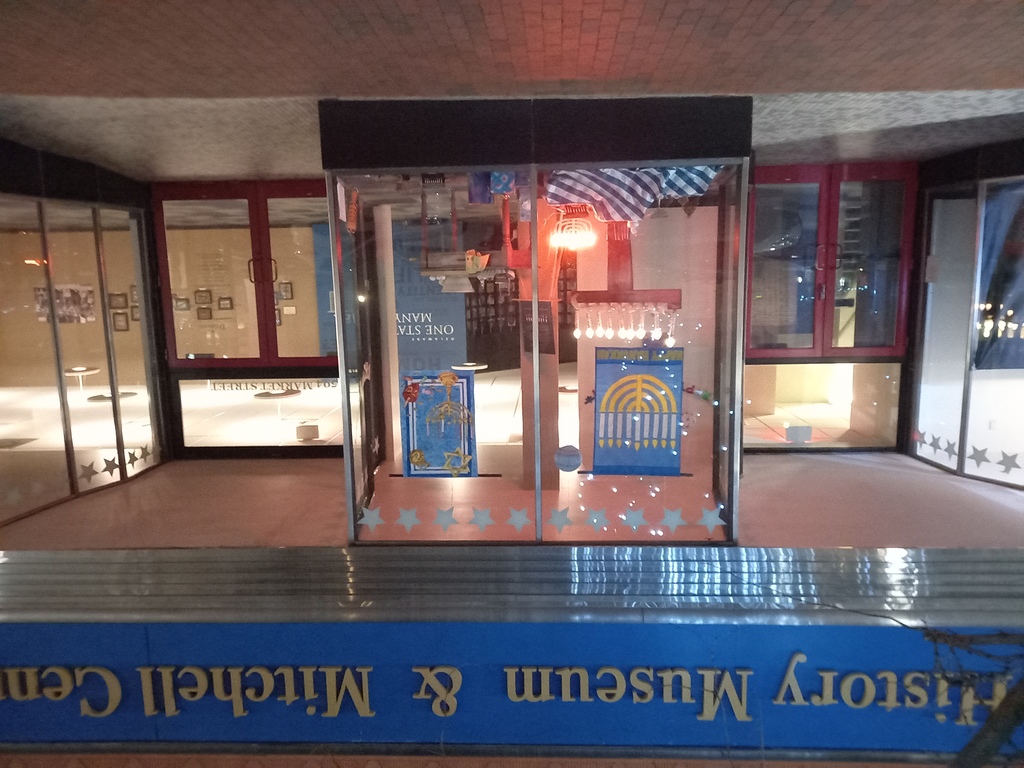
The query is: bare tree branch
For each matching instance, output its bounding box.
[950,676,1024,768]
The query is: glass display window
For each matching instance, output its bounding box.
[911,178,1023,490]
[747,164,917,360]
[154,180,333,368]
[329,164,746,544]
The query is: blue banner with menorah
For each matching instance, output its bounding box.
[593,347,683,475]
[400,369,477,478]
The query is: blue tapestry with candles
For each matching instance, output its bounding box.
[400,369,477,478]
[593,348,683,475]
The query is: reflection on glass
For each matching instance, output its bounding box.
[963,180,1024,488]
[163,199,259,359]
[333,165,741,543]
[179,378,343,447]
[45,201,120,489]
[267,197,336,358]
[0,197,72,521]
[546,165,734,543]
[100,209,160,477]
[832,180,903,348]
[749,184,819,350]
[338,173,533,541]
[914,195,975,470]
[743,362,900,448]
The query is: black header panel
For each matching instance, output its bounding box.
[319,97,753,170]
[532,97,752,165]
[921,137,1024,188]
[0,137,148,208]
[319,99,533,170]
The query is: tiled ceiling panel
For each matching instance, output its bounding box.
[2,0,1023,98]
[2,2,1024,178]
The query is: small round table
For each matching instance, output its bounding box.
[254,388,301,419]
[451,362,489,372]
[63,366,100,393]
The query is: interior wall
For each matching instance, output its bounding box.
[0,231,72,387]
[164,227,259,359]
[270,226,322,358]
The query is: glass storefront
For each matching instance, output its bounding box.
[0,194,160,522]
[913,179,1024,489]
[330,164,747,543]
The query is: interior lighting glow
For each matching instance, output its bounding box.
[550,218,597,250]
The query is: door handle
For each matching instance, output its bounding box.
[270,259,278,282]
[247,259,255,284]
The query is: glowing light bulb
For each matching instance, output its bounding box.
[595,313,604,338]
[573,326,582,339]
[617,323,627,339]
[664,333,676,348]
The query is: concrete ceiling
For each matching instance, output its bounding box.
[2,1,1024,181]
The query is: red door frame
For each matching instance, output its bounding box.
[152,179,332,370]
[745,162,917,361]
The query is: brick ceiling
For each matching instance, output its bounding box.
[2,0,1024,179]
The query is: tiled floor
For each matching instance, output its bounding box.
[743,402,890,447]
[2,452,1022,550]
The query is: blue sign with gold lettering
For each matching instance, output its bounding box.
[0,622,1020,753]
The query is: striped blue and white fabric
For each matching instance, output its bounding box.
[544,166,721,223]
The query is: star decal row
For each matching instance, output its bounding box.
[915,430,1020,475]
[78,445,153,484]
[358,506,726,535]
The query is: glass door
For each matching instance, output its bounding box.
[747,166,830,356]
[155,181,333,367]
[824,164,916,357]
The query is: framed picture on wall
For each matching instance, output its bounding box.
[108,292,129,309]
[112,311,130,332]
[129,285,139,304]
[278,282,293,301]
[194,289,213,305]
[197,306,213,321]
[130,305,141,322]
[217,296,233,310]
[173,296,190,311]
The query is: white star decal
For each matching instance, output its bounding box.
[698,506,725,534]
[587,508,608,532]
[471,508,493,531]
[661,508,686,532]
[549,507,571,533]
[621,508,647,531]
[434,507,457,531]
[359,507,383,531]
[396,508,420,532]
[507,508,530,533]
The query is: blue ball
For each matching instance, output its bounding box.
[553,445,583,472]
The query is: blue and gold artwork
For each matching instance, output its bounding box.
[400,369,477,478]
[593,348,684,475]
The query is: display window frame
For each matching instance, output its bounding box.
[326,158,749,544]
[745,162,918,362]
[153,179,333,370]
